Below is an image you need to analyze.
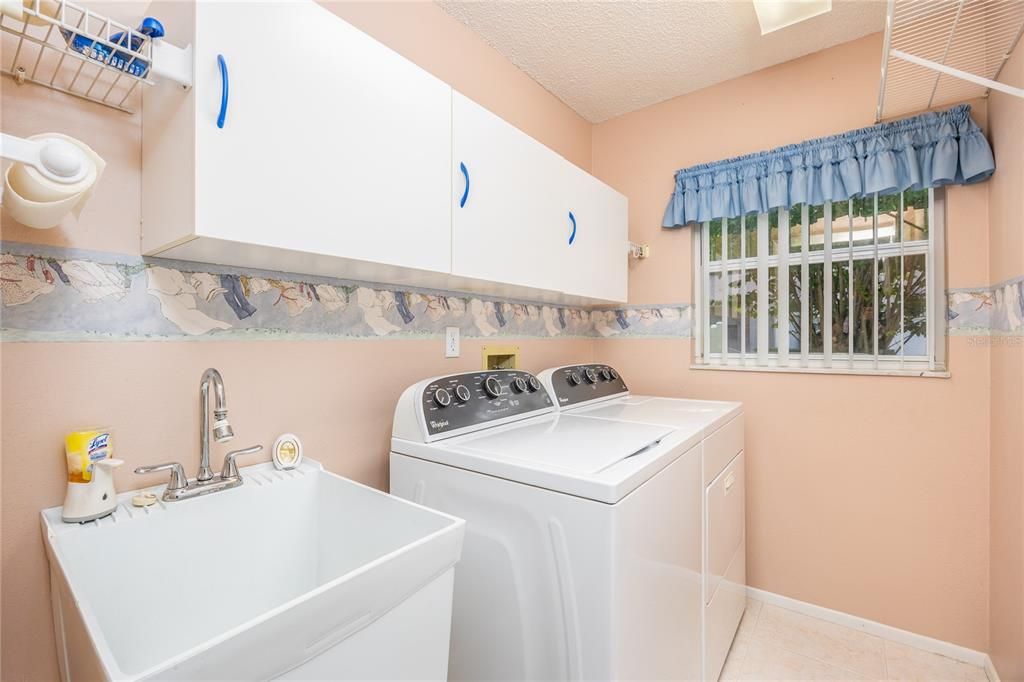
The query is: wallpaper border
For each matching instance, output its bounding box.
[2,242,1017,343]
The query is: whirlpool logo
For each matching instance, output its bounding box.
[430,420,450,430]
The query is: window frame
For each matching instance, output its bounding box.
[691,188,948,377]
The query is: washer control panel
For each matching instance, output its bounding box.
[421,370,552,437]
[547,364,627,407]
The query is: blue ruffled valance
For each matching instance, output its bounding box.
[662,104,995,228]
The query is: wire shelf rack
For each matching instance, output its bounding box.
[1,0,157,113]
[877,0,1024,121]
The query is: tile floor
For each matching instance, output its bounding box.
[720,597,989,681]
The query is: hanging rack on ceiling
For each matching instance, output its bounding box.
[876,0,1024,122]
[0,0,192,113]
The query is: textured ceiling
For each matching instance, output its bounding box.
[437,1,887,122]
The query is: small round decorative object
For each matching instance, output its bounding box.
[132,492,157,507]
[272,433,303,470]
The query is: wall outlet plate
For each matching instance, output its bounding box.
[445,326,460,358]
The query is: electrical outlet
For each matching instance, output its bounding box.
[445,327,460,358]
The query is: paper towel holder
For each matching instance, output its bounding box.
[1,132,88,184]
[1,131,104,229]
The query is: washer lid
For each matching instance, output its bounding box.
[569,396,742,437]
[450,414,673,475]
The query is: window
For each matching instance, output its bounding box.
[693,188,946,375]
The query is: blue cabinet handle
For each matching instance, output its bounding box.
[459,162,470,208]
[568,211,577,245]
[216,54,229,129]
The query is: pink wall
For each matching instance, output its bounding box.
[590,33,993,650]
[0,4,592,680]
[986,40,1024,682]
[1,8,1012,679]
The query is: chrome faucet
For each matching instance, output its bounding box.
[135,368,262,501]
[198,368,233,481]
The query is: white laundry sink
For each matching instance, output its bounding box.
[41,459,464,681]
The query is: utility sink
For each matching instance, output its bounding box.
[42,459,464,681]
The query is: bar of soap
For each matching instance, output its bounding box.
[132,492,157,507]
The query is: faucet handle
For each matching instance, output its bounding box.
[221,445,263,480]
[134,462,188,491]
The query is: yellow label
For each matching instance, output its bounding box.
[277,440,298,465]
[65,429,112,483]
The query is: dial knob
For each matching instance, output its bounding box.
[527,376,541,392]
[510,377,527,393]
[599,369,611,381]
[609,369,619,380]
[483,376,502,399]
[567,372,581,386]
[454,384,472,403]
[583,368,599,384]
[433,388,452,408]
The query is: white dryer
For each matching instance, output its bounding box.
[390,369,703,681]
[537,364,746,682]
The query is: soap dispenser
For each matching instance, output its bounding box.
[62,429,123,523]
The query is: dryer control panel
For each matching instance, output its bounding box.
[419,370,552,438]
[542,364,628,408]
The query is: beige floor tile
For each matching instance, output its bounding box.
[738,639,869,681]
[720,636,751,681]
[884,642,987,682]
[737,598,764,641]
[751,605,887,679]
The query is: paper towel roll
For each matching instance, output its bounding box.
[2,133,105,229]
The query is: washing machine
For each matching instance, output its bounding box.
[389,369,703,681]
[537,364,746,682]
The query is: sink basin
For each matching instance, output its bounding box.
[42,459,464,681]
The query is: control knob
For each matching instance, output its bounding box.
[432,388,452,408]
[609,369,619,380]
[599,369,611,381]
[567,372,582,386]
[510,377,527,393]
[454,385,472,403]
[527,376,541,392]
[583,368,599,384]
[483,376,502,399]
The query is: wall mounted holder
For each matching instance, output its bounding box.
[877,0,1024,121]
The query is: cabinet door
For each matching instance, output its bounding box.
[193,1,452,275]
[451,92,568,292]
[560,162,628,302]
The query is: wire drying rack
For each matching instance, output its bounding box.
[1,0,158,113]
[877,0,1024,121]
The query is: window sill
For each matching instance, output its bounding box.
[689,363,950,379]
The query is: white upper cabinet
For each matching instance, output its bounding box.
[142,1,627,303]
[143,0,452,277]
[559,161,629,302]
[451,92,569,294]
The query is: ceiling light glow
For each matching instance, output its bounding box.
[753,0,833,35]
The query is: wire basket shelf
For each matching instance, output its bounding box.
[1,0,157,113]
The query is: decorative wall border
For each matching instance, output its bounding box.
[1,242,1016,342]
[947,276,1024,336]
[0,242,692,342]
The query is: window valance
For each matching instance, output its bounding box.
[662,104,995,228]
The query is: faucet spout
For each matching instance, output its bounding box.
[199,368,234,481]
